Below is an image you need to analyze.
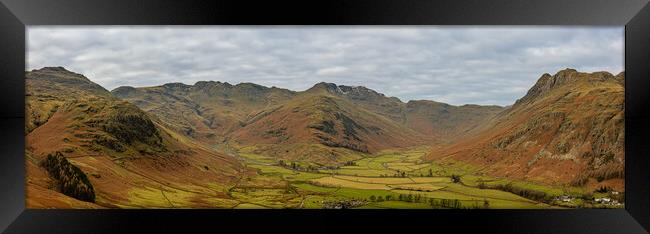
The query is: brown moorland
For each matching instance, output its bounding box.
[425,69,625,191]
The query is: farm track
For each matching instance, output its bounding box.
[160,189,176,208]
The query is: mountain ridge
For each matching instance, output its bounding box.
[111,77,508,163]
[26,66,625,208]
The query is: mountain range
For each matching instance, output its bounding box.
[25,66,624,208]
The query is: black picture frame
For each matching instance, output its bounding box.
[1,0,649,233]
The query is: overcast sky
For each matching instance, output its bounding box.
[27,26,623,106]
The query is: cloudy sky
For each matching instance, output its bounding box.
[27,26,623,106]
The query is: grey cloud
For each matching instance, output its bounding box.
[27,26,623,106]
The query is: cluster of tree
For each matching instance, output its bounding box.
[399,194,424,203]
[482,182,549,202]
[343,161,357,166]
[595,186,613,193]
[40,152,96,202]
[322,199,366,209]
[366,192,490,209]
[571,164,624,186]
[393,170,408,178]
[277,160,320,172]
[462,199,490,209]
[369,195,393,202]
[429,198,463,209]
[379,169,437,178]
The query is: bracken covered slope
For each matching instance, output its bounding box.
[426,69,625,190]
[26,67,245,208]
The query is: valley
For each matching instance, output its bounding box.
[223,144,620,209]
[25,67,625,209]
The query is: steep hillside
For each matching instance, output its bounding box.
[426,69,625,190]
[112,81,295,143]
[404,100,504,141]
[26,67,245,208]
[25,67,111,133]
[303,82,503,140]
[229,94,427,165]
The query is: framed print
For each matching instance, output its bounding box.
[1,0,649,233]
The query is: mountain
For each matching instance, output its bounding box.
[26,66,625,208]
[404,100,504,141]
[114,81,503,165]
[26,67,244,208]
[304,82,505,140]
[425,69,625,190]
[229,91,426,165]
[112,81,295,144]
[304,82,407,123]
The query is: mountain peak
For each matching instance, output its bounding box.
[555,68,578,76]
[515,69,621,106]
[306,82,404,104]
[30,66,85,77]
[111,86,138,97]
[193,80,233,89]
[309,82,376,95]
[236,82,267,90]
[162,82,191,89]
[29,66,85,80]
[310,82,339,90]
[37,66,71,73]
[27,67,110,96]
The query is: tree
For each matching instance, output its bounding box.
[377,196,385,202]
[385,195,392,201]
[451,174,461,183]
[369,195,376,202]
[483,199,490,209]
[428,169,433,177]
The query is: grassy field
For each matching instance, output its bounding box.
[227,145,611,209]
